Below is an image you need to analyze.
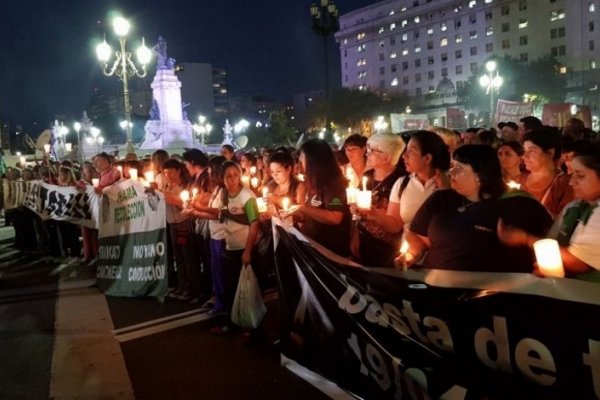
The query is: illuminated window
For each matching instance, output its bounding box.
[414,16,420,23]
[391,78,399,86]
[470,30,478,39]
[415,45,422,52]
[559,66,567,74]
[390,9,396,15]
[378,26,385,34]
[402,19,408,27]
[440,38,448,47]
[427,27,434,35]
[550,9,565,21]
[357,32,366,40]
[486,27,494,36]
[390,51,397,59]
[402,48,409,56]
[469,0,476,8]
[358,71,367,79]
[590,3,596,12]
[401,33,408,42]
[485,0,492,3]
[456,34,463,43]
[390,23,396,30]
[440,22,447,32]
[343,38,348,45]
[591,60,596,69]
[519,18,528,28]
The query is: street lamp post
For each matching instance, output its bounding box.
[479,60,503,127]
[310,0,339,142]
[192,115,213,147]
[96,16,152,154]
[87,127,105,153]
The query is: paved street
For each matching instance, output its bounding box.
[0,219,329,400]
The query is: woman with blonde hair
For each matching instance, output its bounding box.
[351,133,406,266]
[430,126,460,155]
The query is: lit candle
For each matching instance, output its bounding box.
[144,171,155,183]
[507,180,521,190]
[180,190,190,208]
[241,175,250,186]
[262,187,269,198]
[44,144,51,153]
[346,187,359,204]
[256,197,268,213]
[92,178,100,187]
[533,239,565,278]
[192,188,198,198]
[399,239,409,255]
[65,143,72,152]
[296,173,305,182]
[282,197,290,212]
[129,168,138,181]
[249,166,257,175]
[362,176,368,192]
[356,190,372,209]
[19,156,26,165]
[251,176,259,188]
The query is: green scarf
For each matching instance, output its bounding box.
[557,201,598,247]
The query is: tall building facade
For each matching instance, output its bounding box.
[176,63,229,122]
[336,0,600,106]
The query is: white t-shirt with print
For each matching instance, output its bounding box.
[224,187,258,251]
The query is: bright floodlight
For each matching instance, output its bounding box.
[485,60,497,72]
[96,39,112,62]
[198,115,206,124]
[59,126,69,136]
[137,38,152,65]
[73,122,81,132]
[113,16,131,37]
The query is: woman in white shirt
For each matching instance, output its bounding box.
[375,130,450,236]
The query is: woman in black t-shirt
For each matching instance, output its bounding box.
[401,145,552,272]
[351,133,406,267]
[290,139,352,257]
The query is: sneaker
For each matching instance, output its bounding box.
[178,293,192,301]
[188,297,201,305]
[200,296,216,309]
[206,308,227,317]
[209,325,234,335]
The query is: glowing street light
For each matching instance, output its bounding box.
[374,115,388,133]
[192,115,213,146]
[87,127,105,149]
[96,14,152,153]
[234,119,250,134]
[479,60,503,126]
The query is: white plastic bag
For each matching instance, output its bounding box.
[231,264,267,328]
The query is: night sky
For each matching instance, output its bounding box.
[0,0,371,135]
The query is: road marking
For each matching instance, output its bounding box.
[49,273,134,399]
[113,311,217,343]
[110,290,279,343]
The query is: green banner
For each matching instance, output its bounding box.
[97,228,168,297]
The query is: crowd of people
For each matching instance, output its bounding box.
[3,114,600,340]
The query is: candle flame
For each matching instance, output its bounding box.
[507,180,521,190]
[362,176,368,191]
[400,239,409,254]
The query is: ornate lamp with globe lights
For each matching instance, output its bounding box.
[479,60,503,126]
[96,15,152,153]
[192,115,213,146]
[309,0,339,142]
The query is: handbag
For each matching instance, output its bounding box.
[231,264,267,328]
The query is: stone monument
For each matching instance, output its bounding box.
[139,36,195,149]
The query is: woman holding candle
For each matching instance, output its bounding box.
[151,150,169,190]
[289,139,352,257]
[375,131,450,251]
[342,134,368,188]
[266,148,306,208]
[521,127,574,218]
[498,142,600,280]
[497,141,524,184]
[400,144,552,272]
[350,133,405,267]
[211,160,260,334]
[162,158,198,301]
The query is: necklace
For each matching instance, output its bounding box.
[457,198,477,213]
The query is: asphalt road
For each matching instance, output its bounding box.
[0,218,330,400]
